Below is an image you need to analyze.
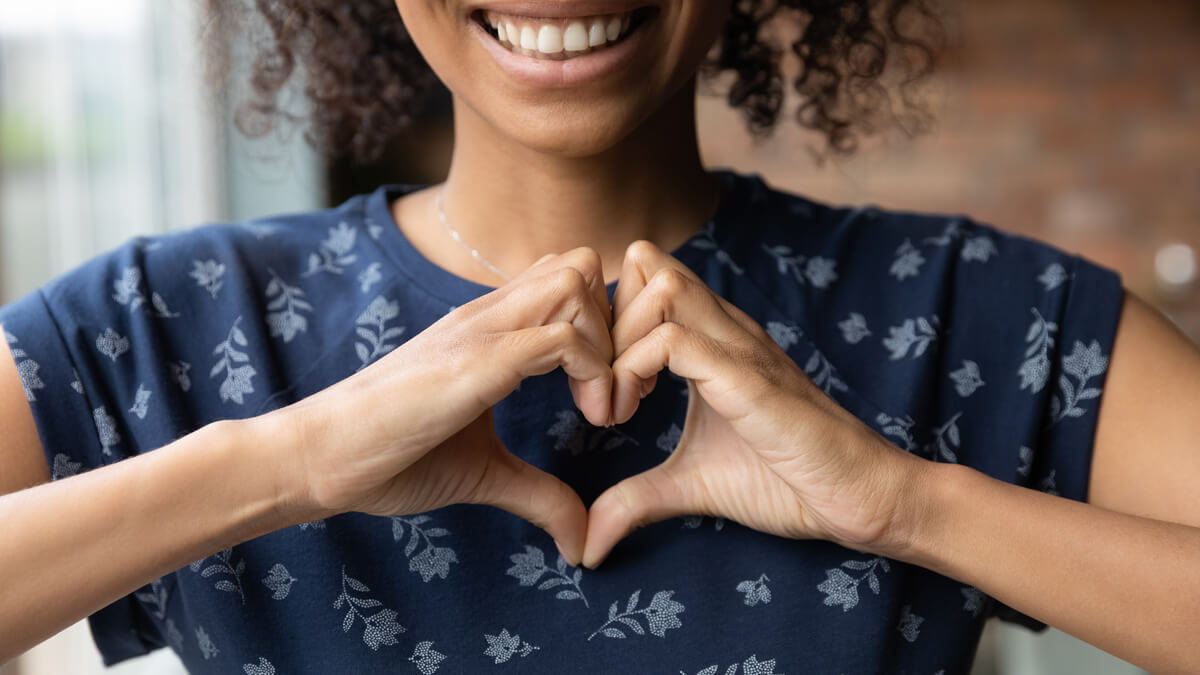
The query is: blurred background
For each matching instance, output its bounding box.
[2,0,1196,672]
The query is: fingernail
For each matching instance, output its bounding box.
[555,539,575,566]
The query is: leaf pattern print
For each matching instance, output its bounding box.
[690,220,744,275]
[683,654,781,675]
[364,216,384,240]
[1016,445,1034,478]
[134,578,169,620]
[358,262,383,293]
[304,221,358,276]
[736,574,772,606]
[961,235,998,262]
[760,243,837,288]
[189,259,225,299]
[51,453,81,480]
[588,589,685,640]
[891,221,996,280]
[334,565,406,650]
[1018,307,1058,394]
[897,604,924,642]
[210,316,257,405]
[961,587,986,617]
[838,313,871,344]
[921,412,963,463]
[170,361,191,392]
[804,348,848,395]
[657,423,682,453]
[545,409,639,455]
[111,266,179,317]
[299,519,327,531]
[392,515,459,582]
[263,563,297,600]
[875,412,917,451]
[5,332,45,401]
[93,406,120,456]
[948,360,985,397]
[189,548,246,604]
[195,625,218,660]
[165,618,184,653]
[243,657,275,675]
[890,239,926,281]
[128,383,151,419]
[816,556,891,611]
[1039,262,1069,291]
[681,516,727,531]
[355,295,405,371]
[1039,469,1060,496]
[1049,339,1108,424]
[506,544,589,607]
[70,369,83,394]
[883,315,939,360]
[409,640,446,674]
[765,321,802,350]
[265,268,313,343]
[483,628,540,664]
[96,327,130,361]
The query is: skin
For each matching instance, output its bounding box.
[2,0,1200,670]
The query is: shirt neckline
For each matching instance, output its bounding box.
[363,168,753,308]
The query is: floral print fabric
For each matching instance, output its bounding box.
[0,169,1124,673]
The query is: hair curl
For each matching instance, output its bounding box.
[203,0,944,164]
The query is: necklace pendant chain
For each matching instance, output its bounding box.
[436,185,513,283]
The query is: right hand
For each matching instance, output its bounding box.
[265,247,617,563]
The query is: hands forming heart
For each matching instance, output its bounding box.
[283,240,927,572]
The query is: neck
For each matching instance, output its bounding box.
[396,77,721,286]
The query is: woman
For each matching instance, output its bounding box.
[1,1,1197,673]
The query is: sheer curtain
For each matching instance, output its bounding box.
[0,1,321,672]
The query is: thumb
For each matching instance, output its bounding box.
[467,447,589,566]
[582,464,698,569]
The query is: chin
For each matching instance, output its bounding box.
[485,97,654,158]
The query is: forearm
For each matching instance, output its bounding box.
[892,461,1200,672]
[0,417,321,663]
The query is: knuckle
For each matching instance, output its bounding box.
[650,267,689,298]
[552,266,590,297]
[544,320,578,345]
[653,321,685,343]
[624,239,659,264]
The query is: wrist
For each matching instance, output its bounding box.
[224,412,339,527]
[869,454,967,565]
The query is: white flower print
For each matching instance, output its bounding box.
[299,519,327,531]
[243,222,277,239]
[304,221,359,276]
[392,515,459,582]
[883,315,939,360]
[890,239,926,281]
[195,625,218,660]
[961,586,986,617]
[93,406,120,456]
[170,361,191,392]
[334,565,406,650]
[243,657,275,675]
[1039,469,1059,496]
[355,295,405,371]
[111,266,179,317]
[265,268,313,343]
[838,312,871,344]
[961,235,998,262]
[70,369,83,394]
[1018,307,1058,394]
[690,221,744,275]
[897,604,924,642]
[921,412,963,463]
[760,243,836,288]
[358,262,383,293]
[506,544,589,607]
[51,453,81,480]
[5,333,45,402]
[1050,340,1108,424]
[164,618,184,654]
[263,563,298,600]
[657,423,682,453]
[96,327,130,361]
[804,348,848,395]
[949,360,985,397]
[816,556,891,611]
[483,628,539,664]
[189,259,225,299]
[134,578,169,620]
[210,316,257,405]
[1016,446,1033,478]
[684,654,780,675]
[736,574,772,606]
[875,412,917,451]
[189,547,246,604]
[546,409,639,455]
[588,589,685,640]
[1039,262,1069,291]
[681,516,726,531]
[364,217,384,241]
[409,640,446,674]
[128,383,151,419]
[765,321,802,350]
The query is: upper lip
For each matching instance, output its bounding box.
[465,1,656,18]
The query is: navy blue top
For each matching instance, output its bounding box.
[0,169,1124,674]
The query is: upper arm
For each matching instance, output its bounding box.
[1088,291,1200,528]
[0,325,51,495]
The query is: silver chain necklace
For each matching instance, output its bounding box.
[435,185,513,283]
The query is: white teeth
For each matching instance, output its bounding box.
[496,22,507,42]
[505,22,518,42]
[588,20,607,47]
[537,25,563,54]
[605,16,621,42]
[520,25,537,51]
[563,21,589,51]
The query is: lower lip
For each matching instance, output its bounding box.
[469,14,654,89]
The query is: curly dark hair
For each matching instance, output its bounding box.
[202,0,944,164]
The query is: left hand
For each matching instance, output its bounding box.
[582,241,927,568]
